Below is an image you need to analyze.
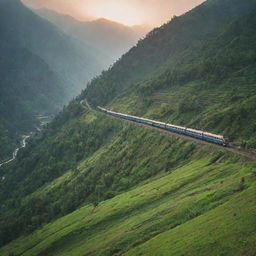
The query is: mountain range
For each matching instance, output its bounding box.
[34,8,152,63]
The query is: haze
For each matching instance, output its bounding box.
[22,0,205,26]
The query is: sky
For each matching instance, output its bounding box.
[22,0,205,26]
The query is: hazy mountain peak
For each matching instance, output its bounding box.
[92,17,130,28]
[33,7,149,62]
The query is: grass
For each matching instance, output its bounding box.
[124,185,256,256]
[1,153,255,256]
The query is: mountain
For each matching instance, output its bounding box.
[85,0,256,106]
[0,0,111,161]
[33,8,151,62]
[1,0,256,254]
[0,0,108,96]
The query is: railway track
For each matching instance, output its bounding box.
[80,100,256,162]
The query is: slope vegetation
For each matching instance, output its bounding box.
[0,0,256,254]
[1,153,255,256]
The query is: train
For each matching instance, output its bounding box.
[97,106,228,146]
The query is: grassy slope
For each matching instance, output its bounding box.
[1,0,256,253]
[125,185,256,256]
[0,109,198,244]
[1,152,255,256]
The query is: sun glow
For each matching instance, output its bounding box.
[22,0,206,27]
[88,2,146,26]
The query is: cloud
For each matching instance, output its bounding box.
[22,0,205,26]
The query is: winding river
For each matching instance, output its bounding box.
[0,114,52,170]
[0,135,30,168]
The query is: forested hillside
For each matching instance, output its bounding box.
[0,43,69,161]
[0,0,256,255]
[85,0,256,106]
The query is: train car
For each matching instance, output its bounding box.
[202,132,227,146]
[166,124,186,134]
[186,128,204,140]
[151,120,166,129]
[97,106,228,146]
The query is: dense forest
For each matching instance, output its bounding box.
[0,0,256,255]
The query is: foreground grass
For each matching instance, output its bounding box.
[125,185,256,256]
[1,152,255,256]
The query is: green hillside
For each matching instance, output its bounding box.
[106,11,256,148]
[85,0,256,106]
[1,152,255,256]
[0,0,256,254]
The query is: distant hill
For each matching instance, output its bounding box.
[0,0,109,96]
[34,8,152,62]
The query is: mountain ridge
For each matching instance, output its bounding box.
[0,0,108,96]
[84,0,256,107]
[33,7,151,63]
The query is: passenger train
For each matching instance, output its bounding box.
[97,106,228,146]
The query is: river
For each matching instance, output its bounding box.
[0,114,52,170]
[0,135,30,168]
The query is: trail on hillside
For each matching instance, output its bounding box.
[81,100,256,162]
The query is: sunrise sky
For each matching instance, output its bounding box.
[22,0,205,27]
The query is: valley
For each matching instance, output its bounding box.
[0,0,256,255]
[0,0,144,162]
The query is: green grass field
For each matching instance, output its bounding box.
[1,152,255,256]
